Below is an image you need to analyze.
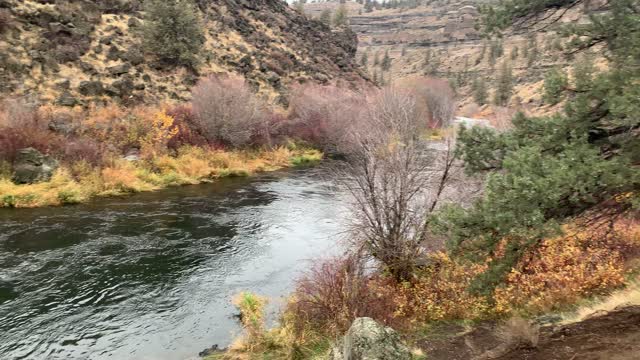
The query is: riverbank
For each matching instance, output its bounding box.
[0,146,322,208]
[211,219,640,360]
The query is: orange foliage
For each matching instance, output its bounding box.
[494,220,640,314]
[393,252,491,325]
[286,253,491,338]
[140,109,179,158]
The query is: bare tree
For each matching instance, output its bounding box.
[191,75,265,148]
[336,88,464,280]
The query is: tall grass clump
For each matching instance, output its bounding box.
[233,292,268,351]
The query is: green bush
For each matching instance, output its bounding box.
[141,0,205,68]
[542,67,568,105]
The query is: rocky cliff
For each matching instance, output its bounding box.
[0,0,367,106]
[342,0,591,114]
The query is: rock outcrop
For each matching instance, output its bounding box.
[11,148,59,184]
[330,317,412,360]
[0,0,367,105]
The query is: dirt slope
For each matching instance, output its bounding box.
[420,306,640,360]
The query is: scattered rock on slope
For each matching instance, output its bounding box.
[0,0,367,105]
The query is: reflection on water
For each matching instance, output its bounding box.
[0,167,346,360]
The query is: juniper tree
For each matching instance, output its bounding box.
[526,34,538,67]
[438,0,640,292]
[381,50,392,71]
[333,4,349,27]
[141,0,204,68]
[319,9,332,26]
[493,61,513,106]
[360,51,369,67]
[472,77,488,105]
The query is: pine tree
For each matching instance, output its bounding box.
[472,77,488,105]
[493,61,513,106]
[542,67,568,105]
[360,51,369,67]
[439,0,640,291]
[381,50,392,71]
[141,0,205,68]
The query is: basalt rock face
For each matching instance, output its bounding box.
[0,0,367,105]
[11,148,59,184]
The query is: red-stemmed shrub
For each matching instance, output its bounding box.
[286,255,403,338]
[61,138,105,166]
[399,76,456,129]
[0,99,66,164]
[286,84,368,153]
[166,104,208,151]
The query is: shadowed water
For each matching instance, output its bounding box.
[0,166,346,360]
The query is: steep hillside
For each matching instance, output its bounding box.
[338,0,601,116]
[0,0,366,106]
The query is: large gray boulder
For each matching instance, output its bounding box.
[330,318,412,360]
[11,148,59,184]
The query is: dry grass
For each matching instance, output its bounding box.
[0,146,322,208]
[0,168,89,207]
[561,279,640,325]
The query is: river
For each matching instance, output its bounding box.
[0,166,347,360]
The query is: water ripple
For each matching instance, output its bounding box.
[0,167,347,360]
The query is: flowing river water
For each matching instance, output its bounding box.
[0,166,347,360]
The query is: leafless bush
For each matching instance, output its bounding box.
[191,75,266,148]
[287,83,369,153]
[288,254,400,337]
[0,99,66,164]
[401,76,456,129]
[0,98,41,128]
[337,87,460,280]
